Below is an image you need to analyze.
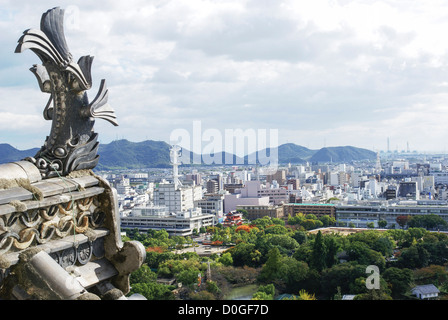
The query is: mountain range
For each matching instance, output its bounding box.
[0,140,376,170]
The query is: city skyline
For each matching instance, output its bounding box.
[1,1,448,153]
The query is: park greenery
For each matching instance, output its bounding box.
[124,213,448,300]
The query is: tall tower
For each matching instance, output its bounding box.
[375,152,382,173]
[387,137,390,153]
[170,145,182,189]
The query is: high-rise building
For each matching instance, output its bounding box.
[287,179,300,190]
[153,182,202,213]
[266,169,286,185]
[185,173,202,186]
[206,179,219,194]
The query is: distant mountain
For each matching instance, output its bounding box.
[244,143,312,165]
[309,146,376,163]
[0,140,377,170]
[96,139,171,170]
[277,143,316,163]
[95,141,376,168]
[0,144,39,164]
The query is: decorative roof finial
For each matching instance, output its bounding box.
[15,7,118,179]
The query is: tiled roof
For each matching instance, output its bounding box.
[412,284,440,294]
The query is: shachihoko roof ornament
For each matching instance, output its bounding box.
[0,8,145,300]
[15,7,118,179]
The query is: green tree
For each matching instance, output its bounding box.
[258,247,283,282]
[292,230,308,244]
[252,291,274,300]
[218,252,233,266]
[256,234,299,256]
[271,217,285,226]
[408,214,447,230]
[355,289,392,300]
[252,216,274,229]
[398,244,430,269]
[302,219,324,230]
[383,267,413,299]
[293,242,313,265]
[205,280,221,295]
[345,241,386,270]
[372,236,395,258]
[310,231,326,272]
[178,269,201,287]
[320,262,366,298]
[264,224,290,235]
[279,257,309,292]
[378,220,388,228]
[230,243,260,267]
[347,230,381,248]
[256,283,275,298]
[324,235,341,268]
[129,282,175,300]
[319,215,336,227]
[190,291,216,300]
[420,240,448,265]
[414,265,448,285]
[334,286,343,300]
[130,264,157,285]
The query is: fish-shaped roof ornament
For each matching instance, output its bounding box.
[15,7,118,179]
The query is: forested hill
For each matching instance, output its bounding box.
[0,140,376,170]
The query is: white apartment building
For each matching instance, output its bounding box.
[153,182,202,213]
[116,177,131,195]
[195,194,224,222]
[258,185,289,205]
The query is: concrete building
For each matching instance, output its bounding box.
[116,176,131,195]
[283,203,336,218]
[223,180,291,212]
[430,171,448,185]
[266,169,287,185]
[397,180,419,200]
[224,183,244,194]
[195,193,224,223]
[121,206,214,236]
[224,193,270,212]
[153,182,202,213]
[236,204,284,220]
[185,173,202,186]
[258,186,289,205]
[287,179,300,190]
[335,200,448,228]
[206,179,219,194]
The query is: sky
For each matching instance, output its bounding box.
[1,0,448,154]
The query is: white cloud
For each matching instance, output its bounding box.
[1,0,448,153]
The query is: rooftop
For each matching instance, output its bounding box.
[412,284,440,294]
